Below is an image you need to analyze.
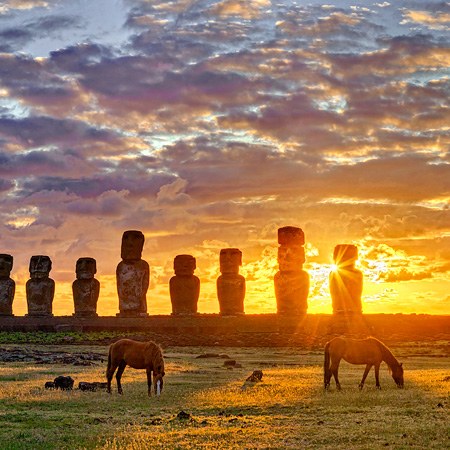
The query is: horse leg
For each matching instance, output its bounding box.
[330,358,341,390]
[116,360,126,395]
[106,363,118,394]
[324,369,332,390]
[374,363,381,389]
[146,368,152,397]
[324,343,331,390]
[359,364,372,390]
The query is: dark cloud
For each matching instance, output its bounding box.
[27,14,82,34]
[0,116,125,152]
[0,27,33,52]
[16,171,175,199]
[0,179,14,192]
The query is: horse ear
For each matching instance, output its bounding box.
[400,363,403,367]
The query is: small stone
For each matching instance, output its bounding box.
[176,411,191,420]
[246,370,263,382]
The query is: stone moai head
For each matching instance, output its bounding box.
[277,227,305,271]
[333,244,358,267]
[0,254,13,279]
[220,248,242,275]
[278,226,305,246]
[29,255,52,279]
[121,230,145,261]
[278,246,306,271]
[76,257,97,280]
[174,255,196,276]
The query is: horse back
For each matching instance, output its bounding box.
[328,337,383,365]
[109,339,156,370]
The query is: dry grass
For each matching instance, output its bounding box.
[0,344,448,449]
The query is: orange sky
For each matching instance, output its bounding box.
[0,0,449,316]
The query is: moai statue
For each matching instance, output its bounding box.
[26,255,55,317]
[0,254,15,316]
[170,254,200,315]
[329,244,363,314]
[72,257,100,317]
[116,230,149,317]
[217,248,245,315]
[274,227,309,315]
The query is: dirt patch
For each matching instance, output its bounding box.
[0,347,105,365]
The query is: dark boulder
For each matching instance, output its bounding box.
[54,375,74,390]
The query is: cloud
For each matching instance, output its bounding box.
[402,10,450,30]
[211,0,270,19]
[156,178,192,207]
[0,1,48,14]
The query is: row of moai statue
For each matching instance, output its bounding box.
[274,227,362,315]
[0,227,363,317]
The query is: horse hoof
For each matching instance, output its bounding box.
[358,384,364,390]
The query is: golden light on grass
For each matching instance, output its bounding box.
[191,367,319,409]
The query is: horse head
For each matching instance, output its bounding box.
[391,362,404,388]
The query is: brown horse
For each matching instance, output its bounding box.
[106,339,165,396]
[324,336,404,390]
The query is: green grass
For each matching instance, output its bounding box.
[0,331,121,345]
[0,345,448,449]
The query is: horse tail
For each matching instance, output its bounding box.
[106,345,112,377]
[324,342,331,386]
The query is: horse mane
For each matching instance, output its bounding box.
[146,341,164,369]
[370,337,400,370]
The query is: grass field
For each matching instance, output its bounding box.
[0,343,448,449]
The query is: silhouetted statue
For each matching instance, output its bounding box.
[26,255,54,317]
[329,244,363,314]
[73,257,100,317]
[274,227,309,315]
[170,254,200,315]
[0,254,15,316]
[217,248,245,315]
[116,230,149,317]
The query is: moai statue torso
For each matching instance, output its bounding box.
[217,248,245,315]
[329,244,363,314]
[170,255,200,315]
[116,230,149,317]
[0,254,15,316]
[26,255,55,317]
[274,227,309,315]
[72,258,100,317]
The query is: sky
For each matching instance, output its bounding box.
[0,0,449,316]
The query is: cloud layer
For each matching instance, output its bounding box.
[0,0,449,315]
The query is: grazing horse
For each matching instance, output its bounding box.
[324,336,404,390]
[106,339,165,396]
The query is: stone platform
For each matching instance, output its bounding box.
[0,314,448,346]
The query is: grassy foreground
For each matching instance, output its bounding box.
[0,344,448,449]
